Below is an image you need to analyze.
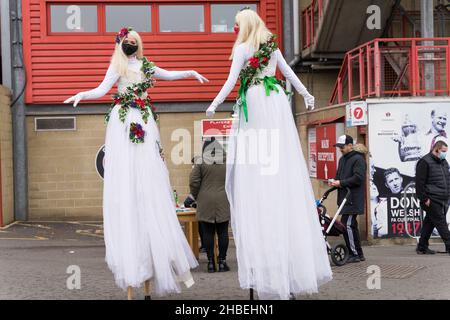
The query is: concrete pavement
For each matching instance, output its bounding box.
[0,222,449,300]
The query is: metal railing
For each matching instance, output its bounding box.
[329,37,450,105]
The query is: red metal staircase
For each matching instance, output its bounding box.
[329,37,450,105]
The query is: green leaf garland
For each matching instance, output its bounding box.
[235,35,292,122]
[104,57,159,143]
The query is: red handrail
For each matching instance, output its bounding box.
[329,37,450,105]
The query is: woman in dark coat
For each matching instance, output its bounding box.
[189,138,231,272]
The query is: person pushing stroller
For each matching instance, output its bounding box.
[329,135,367,263]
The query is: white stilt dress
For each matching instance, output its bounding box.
[80,56,199,296]
[211,43,333,300]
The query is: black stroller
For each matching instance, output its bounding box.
[316,187,351,266]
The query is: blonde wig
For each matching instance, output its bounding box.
[230,9,272,59]
[111,30,144,77]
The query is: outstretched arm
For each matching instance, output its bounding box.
[206,44,248,117]
[63,64,120,106]
[153,67,208,83]
[275,49,314,110]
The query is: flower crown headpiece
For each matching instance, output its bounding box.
[115,27,133,44]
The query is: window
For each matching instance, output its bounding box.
[211,4,257,33]
[105,5,152,32]
[50,5,98,33]
[48,3,259,34]
[159,5,204,32]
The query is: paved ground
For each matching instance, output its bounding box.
[1,221,449,300]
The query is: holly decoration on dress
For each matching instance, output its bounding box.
[104,57,159,143]
[129,122,145,143]
[235,35,291,122]
[239,35,278,86]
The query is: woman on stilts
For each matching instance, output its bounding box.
[64,27,207,299]
[206,9,333,300]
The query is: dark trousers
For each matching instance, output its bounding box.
[202,221,229,261]
[418,200,450,251]
[341,214,363,257]
[198,221,205,248]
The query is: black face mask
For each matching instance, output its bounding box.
[122,43,138,56]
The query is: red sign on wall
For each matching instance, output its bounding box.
[315,123,345,180]
[201,119,234,137]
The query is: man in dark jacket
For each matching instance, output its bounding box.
[330,135,367,263]
[415,139,450,255]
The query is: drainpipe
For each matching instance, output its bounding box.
[1,1,12,90]
[11,0,29,221]
[421,0,435,96]
[0,0,13,228]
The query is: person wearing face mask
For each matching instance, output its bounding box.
[63,27,209,300]
[205,8,330,300]
[121,41,139,56]
[415,138,450,255]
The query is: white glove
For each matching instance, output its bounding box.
[63,92,84,107]
[191,71,209,84]
[304,94,315,111]
[206,104,217,118]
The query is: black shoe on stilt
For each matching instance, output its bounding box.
[249,288,254,300]
[144,295,151,300]
[207,258,216,273]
